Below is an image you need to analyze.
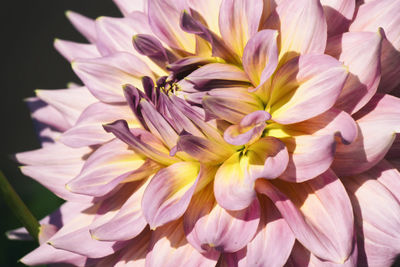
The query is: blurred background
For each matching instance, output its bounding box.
[0,1,119,266]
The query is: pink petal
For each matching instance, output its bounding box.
[139,99,179,149]
[256,170,355,263]
[96,13,167,76]
[60,102,139,148]
[224,111,271,146]
[103,120,178,165]
[72,52,154,103]
[286,240,358,267]
[54,39,100,62]
[36,87,98,126]
[17,142,93,202]
[90,180,149,242]
[95,14,151,55]
[184,184,260,254]
[278,134,336,182]
[15,141,90,166]
[265,0,327,62]
[343,169,400,266]
[175,134,234,164]
[202,87,263,124]
[48,191,134,258]
[25,97,70,132]
[142,162,213,229]
[386,134,400,160]
[113,0,147,16]
[269,54,348,124]
[65,10,96,43]
[350,0,400,50]
[242,29,279,91]
[219,0,264,56]
[214,137,288,210]
[146,220,219,267]
[350,0,400,94]
[283,108,358,145]
[21,243,88,266]
[148,0,195,53]
[321,0,355,36]
[332,94,400,176]
[326,31,382,114]
[113,228,151,267]
[180,11,240,64]
[379,38,400,94]
[225,196,295,267]
[185,63,250,90]
[66,139,150,197]
[374,160,400,203]
[187,0,222,35]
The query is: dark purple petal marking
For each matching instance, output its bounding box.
[132,34,178,68]
[103,120,177,165]
[180,10,241,65]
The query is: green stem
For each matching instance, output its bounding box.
[0,170,40,243]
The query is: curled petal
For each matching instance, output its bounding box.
[256,170,355,263]
[332,94,400,176]
[146,220,219,267]
[214,137,288,210]
[269,54,348,124]
[224,111,271,146]
[326,31,382,114]
[184,185,260,254]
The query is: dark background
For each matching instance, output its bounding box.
[0,1,119,266]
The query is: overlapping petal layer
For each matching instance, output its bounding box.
[13,0,400,266]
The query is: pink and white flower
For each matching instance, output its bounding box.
[10,0,400,266]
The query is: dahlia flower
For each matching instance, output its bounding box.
[8,0,400,266]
